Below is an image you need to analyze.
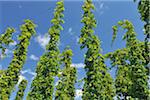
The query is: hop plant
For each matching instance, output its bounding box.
[108,20,149,99]
[79,0,115,99]
[0,19,36,100]
[15,79,28,100]
[28,0,64,99]
[55,48,77,100]
[0,27,15,59]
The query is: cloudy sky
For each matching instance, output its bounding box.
[0,0,145,100]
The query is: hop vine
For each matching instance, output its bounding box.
[15,79,28,100]
[28,0,64,99]
[0,27,15,59]
[79,0,115,99]
[55,48,77,100]
[108,20,149,99]
[137,0,150,72]
[0,19,36,100]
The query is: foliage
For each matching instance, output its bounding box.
[137,0,150,99]
[79,0,115,99]
[138,0,150,35]
[0,19,36,100]
[138,0,150,79]
[137,0,150,73]
[0,0,149,100]
[108,20,149,99]
[15,79,28,100]
[0,28,15,59]
[27,0,64,99]
[55,48,77,100]
[105,48,132,99]
[0,70,5,77]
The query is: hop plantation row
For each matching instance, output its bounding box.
[0,0,149,100]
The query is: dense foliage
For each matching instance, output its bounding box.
[0,27,15,82]
[0,27,15,59]
[0,0,149,100]
[27,0,64,99]
[55,48,77,100]
[137,0,150,73]
[15,79,28,100]
[79,0,115,99]
[105,48,131,99]
[107,20,149,99]
[0,19,36,100]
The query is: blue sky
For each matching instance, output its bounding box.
[0,0,145,100]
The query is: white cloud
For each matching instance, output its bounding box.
[35,33,49,49]
[5,49,13,55]
[67,28,79,44]
[0,48,14,59]
[68,27,74,35]
[71,63,85,68]
[21,69,37,80]
[9,41,17,46]
[21,70,28,74]
[0,48,13,59]
[75,89,83,97]
[99,3,104,9]
[68,27,72,33]
[0,54,5,59]
[21,69,37,77]
[94,1,105,16]
[17,75,26,86]
[75,36,79,43]
[29,54,39,61]
[96,1,104,9]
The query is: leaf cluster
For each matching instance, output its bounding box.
[15,79,28,100]
[0,19,36,99]
[80,0,115,99]
[0,28,15,58]
[28,1,65,99]
[55,49,77,100]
